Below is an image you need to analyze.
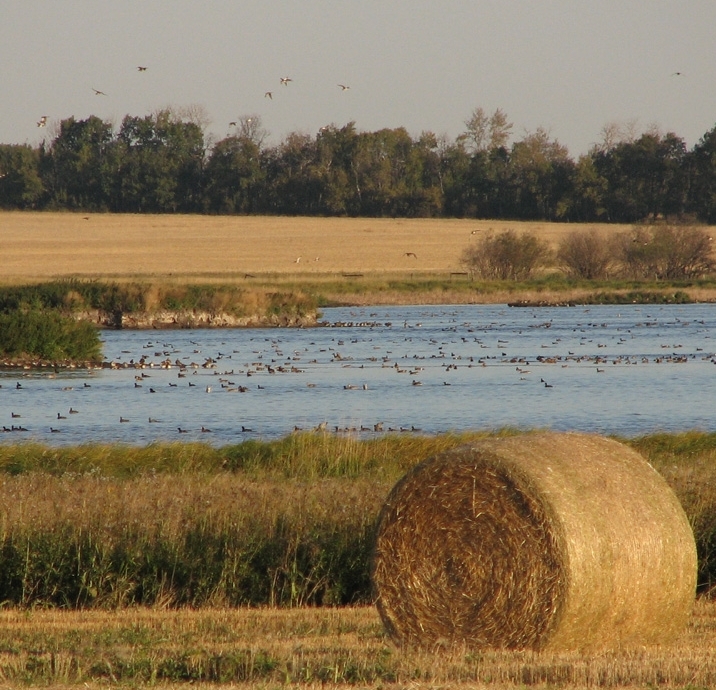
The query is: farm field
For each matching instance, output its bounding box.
[1,211,621,282]
[1,601,716,688]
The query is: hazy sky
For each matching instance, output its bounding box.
[3,1,715,156]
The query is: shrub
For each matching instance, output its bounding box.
[557,228,613,279]
[0,309,102,361]
[614,224,715,280]
[461,229,550,280]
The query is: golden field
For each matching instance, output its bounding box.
[1,211,621,282]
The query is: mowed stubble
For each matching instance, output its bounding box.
[1,212,622,283]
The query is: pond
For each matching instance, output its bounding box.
[2,303,715,445]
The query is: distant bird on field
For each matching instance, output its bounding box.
[92,88,108,96]
[37,115,48,127]
[265,91,273,99]
[280,76,292,85]
[137,66,148,71]
[295,256,301,264]
[338,84,350,90]
[404,252,417,258]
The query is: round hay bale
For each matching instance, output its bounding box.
[372,432,696,651]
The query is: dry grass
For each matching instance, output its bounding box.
[1,601,716,688]
[1,211,623,282]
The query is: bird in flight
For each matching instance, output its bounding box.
[229,121,237,127]
[404,252,417,258]
[37,115,48,127]
[265,91,273,99]
[671,71,683,76]
[280,76,292,86]
[92,88,108,96]
[137,66,148,71]
[338,84,350,91]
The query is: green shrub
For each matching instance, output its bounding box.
[0,309,102,361]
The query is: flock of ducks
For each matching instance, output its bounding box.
[4,307,715,441]
[38,70,351,132]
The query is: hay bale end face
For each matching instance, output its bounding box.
[372,432,697,651]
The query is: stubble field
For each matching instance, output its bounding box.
[1,211,620,282]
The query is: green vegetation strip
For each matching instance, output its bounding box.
[0,430,715,610]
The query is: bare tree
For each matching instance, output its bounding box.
[463,107,513,153]
[235,115,268,147]
[595,118,640,153]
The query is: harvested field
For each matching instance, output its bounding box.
[2,601,716,688]
[1,212,622,282]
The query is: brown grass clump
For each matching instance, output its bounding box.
[372,432,697,652]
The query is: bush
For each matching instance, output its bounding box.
[461,229,550,280]
[615,224,715,280]
[0,309,102,361]
[557,228,613,279]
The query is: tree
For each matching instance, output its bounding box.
[114,109,206,212]
[461,229,550,280]
[592,132,688,222]
[204,116,267,213]
[0,144,44,209]
[687,124,716,223]
[463,107,513,153]
[43,116,116,210]
[508,128,574,220]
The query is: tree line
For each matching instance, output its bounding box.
[1,107,716,222]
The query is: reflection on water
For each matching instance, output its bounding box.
[2,303,716,445]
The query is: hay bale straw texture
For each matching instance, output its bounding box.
[372,432,697,651]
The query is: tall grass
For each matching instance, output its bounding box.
[1,431,716,609]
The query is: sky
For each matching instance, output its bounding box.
[2,0,716,157]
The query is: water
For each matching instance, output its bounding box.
[2,303,716,445]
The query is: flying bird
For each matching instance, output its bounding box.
[92,88,108,96]
[338,84,350,91]
[37,115,48,127]
[671,72,683,76]
[404,252,417,258]
[265,91,273,99]
[280,76,292,85]
[137,66,148,71]
[229,121,237,127]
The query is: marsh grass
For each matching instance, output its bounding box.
[2,431,716,612]
[0,280,317,321]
